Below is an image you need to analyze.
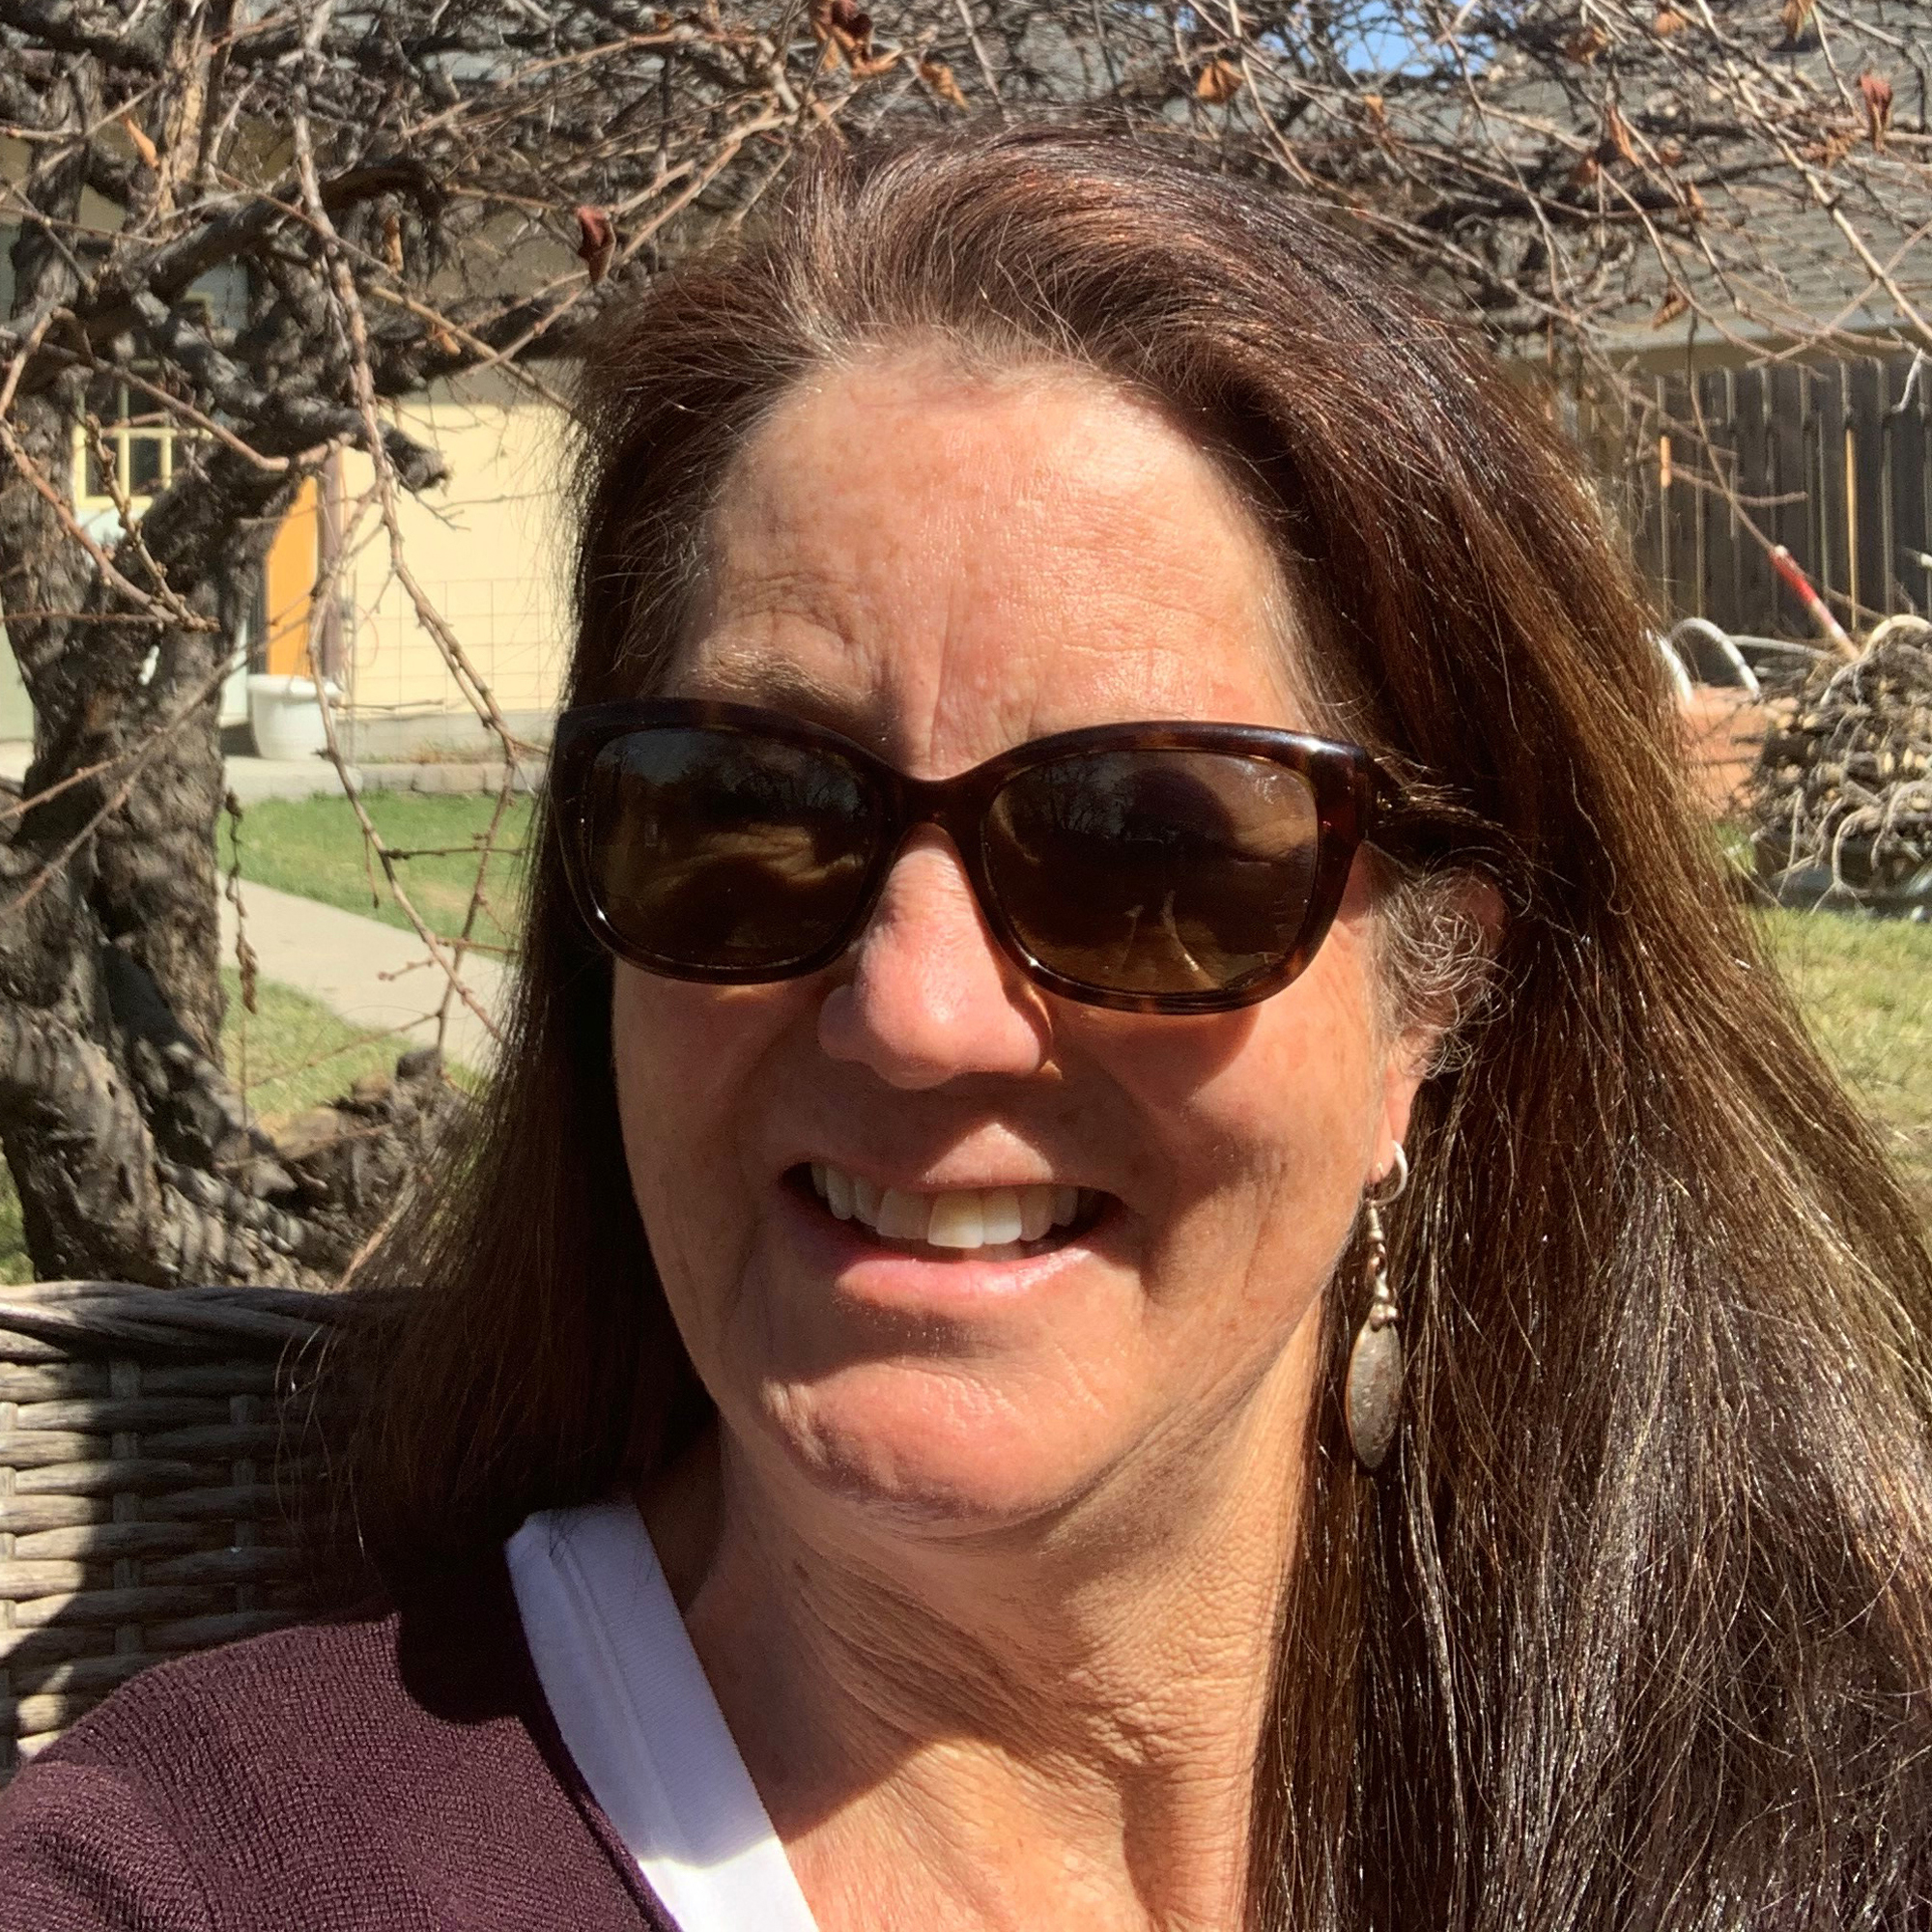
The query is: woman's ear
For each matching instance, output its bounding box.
[1378,871,1506,1123]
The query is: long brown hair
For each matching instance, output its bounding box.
[352,126,1932,1927]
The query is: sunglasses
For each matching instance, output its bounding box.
[550,699,1413,1014]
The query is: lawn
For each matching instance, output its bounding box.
[225,788,531,955]
[1760,909,1932,1217]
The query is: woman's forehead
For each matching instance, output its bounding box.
[673,352,1308,757]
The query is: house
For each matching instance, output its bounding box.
[296,370,571,763]
[0,150,572,765]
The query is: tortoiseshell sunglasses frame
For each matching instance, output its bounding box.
[550,698,1412,1015]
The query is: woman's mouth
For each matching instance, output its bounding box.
[790,1162,1106,1261]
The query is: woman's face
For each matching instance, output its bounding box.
[612,353,1427,1537]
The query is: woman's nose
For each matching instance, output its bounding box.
[816,835,1049,1089]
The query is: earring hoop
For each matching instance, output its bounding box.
[1366,1142,1408,1208]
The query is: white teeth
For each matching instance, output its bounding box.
[875,1188,928,1240]
[1018,1185,1054,1241]
[980,1187,1023,1245]
[823,1165,855,1220]
[926,1191,984,1248]
[806,1165,1091,1251]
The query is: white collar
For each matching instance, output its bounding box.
[506,1500,822,1932]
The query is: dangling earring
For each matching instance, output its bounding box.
[1345,1144,1408,1473]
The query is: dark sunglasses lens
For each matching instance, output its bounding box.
[985,751,1321,995]
[581,729,879,971]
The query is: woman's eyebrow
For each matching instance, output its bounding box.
[674,652,887,744]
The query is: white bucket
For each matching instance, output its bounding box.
[246,674,341,761]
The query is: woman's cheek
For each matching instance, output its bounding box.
[1124,982,1387,1344]
[611,971,787,1302]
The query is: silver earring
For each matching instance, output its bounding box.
[1345,1144,1408,1473]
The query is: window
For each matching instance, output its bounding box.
[71,300,212,514]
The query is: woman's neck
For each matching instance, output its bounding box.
[643,1341,1314,1932]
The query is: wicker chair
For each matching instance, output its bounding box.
[0,1280,348,1784]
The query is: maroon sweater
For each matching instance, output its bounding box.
[0,1550,676,1930]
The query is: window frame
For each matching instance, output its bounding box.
[70,299,214,516]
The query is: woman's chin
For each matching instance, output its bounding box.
[750,1365,1120,1538]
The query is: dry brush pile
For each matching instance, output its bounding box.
[1748,619,1932,905]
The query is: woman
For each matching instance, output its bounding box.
[4,126,1930,1932]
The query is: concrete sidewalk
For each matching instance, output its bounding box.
[0,741,514,1067]
[219,879,509,1073]
[0,743,354,804]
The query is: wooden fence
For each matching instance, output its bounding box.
[1595,350,1930,639]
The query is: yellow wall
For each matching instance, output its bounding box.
[262,476,319,675]
[338,375,568,722]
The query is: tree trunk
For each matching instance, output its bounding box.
[0,197,463,1291]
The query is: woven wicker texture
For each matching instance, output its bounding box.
[0,1280,345,1784]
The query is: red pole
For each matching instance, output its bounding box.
[1769,545,1857,659]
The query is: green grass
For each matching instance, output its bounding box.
[0,1159,24,1287]
[220,968,463,1122]
[0,970,446,1286]
[224,789,530,955]
[1758,908,1932,1216]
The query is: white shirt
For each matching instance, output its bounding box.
[505,1499,822,1932]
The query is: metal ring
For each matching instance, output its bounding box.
[1365,1142,1408,1207]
